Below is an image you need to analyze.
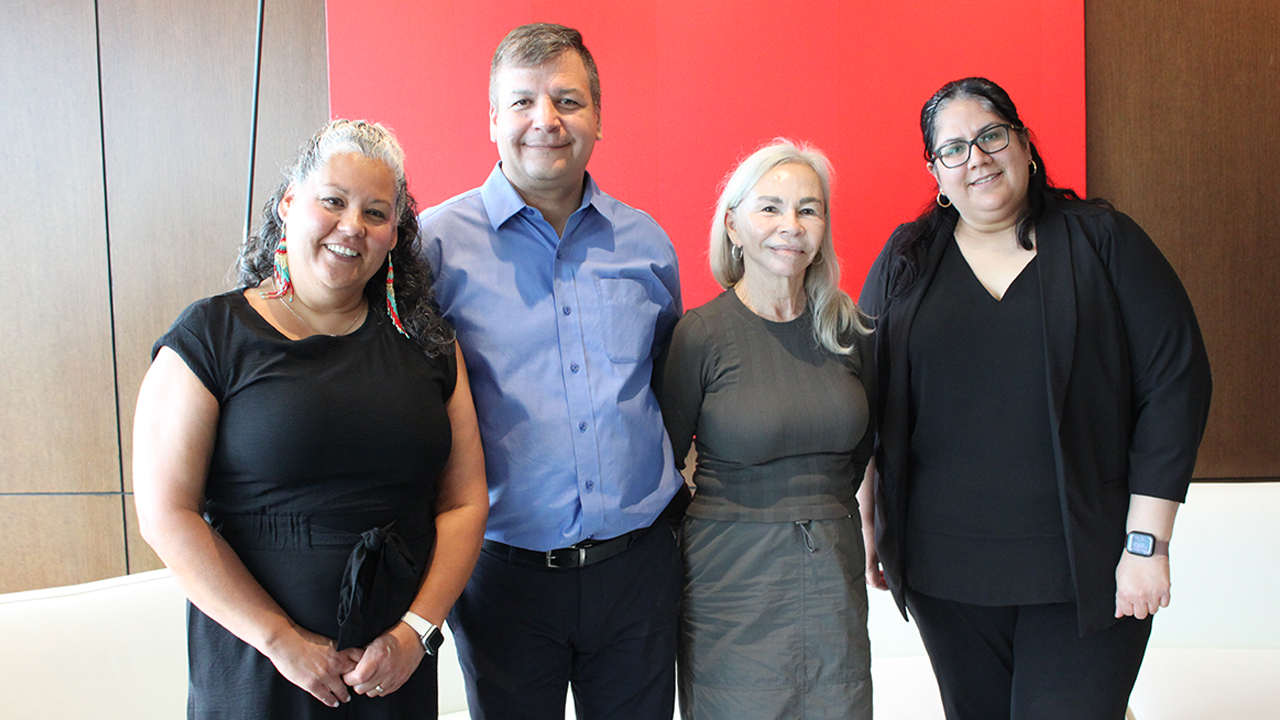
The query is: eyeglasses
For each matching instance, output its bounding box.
[930,124,1022,168]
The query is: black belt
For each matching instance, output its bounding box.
[484,526,647,570]
[483,484,691,570]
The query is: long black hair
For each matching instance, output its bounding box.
[888,77,1106,298]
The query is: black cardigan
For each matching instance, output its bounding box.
[858,200,1212,635]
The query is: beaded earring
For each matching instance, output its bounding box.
[385,253,410,339]
[262,236,293,299]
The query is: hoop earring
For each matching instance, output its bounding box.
[385,253,410,339]
[730,244,743,261]
[811,250,825,266]
[936,193,952,208]
[262,235,293,299]
[1030,159,1038,176]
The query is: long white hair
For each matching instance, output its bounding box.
[709,139,870,354]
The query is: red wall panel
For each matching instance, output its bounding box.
[326,0,1084,308]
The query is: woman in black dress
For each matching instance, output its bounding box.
[858,78,1212,719]
[133,120,487,718]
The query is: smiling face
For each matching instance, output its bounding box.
[928,97,1032,230]
[489,51,602,199]
[728,162,827,286]
[276,151,398,301]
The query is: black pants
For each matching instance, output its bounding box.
[907,587,1152,720]
[448,523,682,720]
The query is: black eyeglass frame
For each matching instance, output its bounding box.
[928,123,1024,168]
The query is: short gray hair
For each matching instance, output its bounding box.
[489,23,601,111]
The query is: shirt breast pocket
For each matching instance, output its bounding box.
[595,277,662,364]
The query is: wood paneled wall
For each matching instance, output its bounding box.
[1085,0,1280,480]
[0,0,328,593]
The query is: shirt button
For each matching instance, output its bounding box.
[570,363,580,373]
[563,306,572,315]
[585,480,595,491]
[578,421,587,432]
[556,251,563,259]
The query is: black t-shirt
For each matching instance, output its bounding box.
[154,291,456,534]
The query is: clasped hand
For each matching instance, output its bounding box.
[342,621,426,699]
[267,622,425,707]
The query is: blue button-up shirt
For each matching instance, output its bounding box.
[419,164,683,551]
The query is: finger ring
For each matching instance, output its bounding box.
[374,684,384,694]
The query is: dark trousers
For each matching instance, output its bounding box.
[448,523,681,720]
[906,587,1152,720]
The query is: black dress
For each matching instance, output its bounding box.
[155,291,456,719]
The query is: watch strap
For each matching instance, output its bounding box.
[401,611,444,655]
[1125,531,1170,557]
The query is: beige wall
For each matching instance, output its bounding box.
[0,0,328,593]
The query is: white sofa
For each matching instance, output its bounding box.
[3,483,1277,719]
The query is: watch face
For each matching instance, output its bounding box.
[424,627,444,655]
[1127,532,1155,556]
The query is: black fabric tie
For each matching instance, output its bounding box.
[336,522,419,650]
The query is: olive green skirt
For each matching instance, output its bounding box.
[678,515,872,720]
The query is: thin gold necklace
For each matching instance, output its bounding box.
[277,294,364,337]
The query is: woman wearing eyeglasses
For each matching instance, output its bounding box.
[857,77,1212,719]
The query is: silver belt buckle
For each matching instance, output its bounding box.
[544,544,589,568]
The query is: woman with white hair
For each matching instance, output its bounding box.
[655,140,874,719]
[133,120,488,718]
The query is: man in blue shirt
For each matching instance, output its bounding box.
[418,23,686,720]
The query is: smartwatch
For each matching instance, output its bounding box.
[1125,531,1169,557]
[401,611,444,656]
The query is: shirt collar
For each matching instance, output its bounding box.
[479,162,614,230]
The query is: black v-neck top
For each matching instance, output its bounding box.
[904,239,1072,605]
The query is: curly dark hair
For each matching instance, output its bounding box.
[237,120,454,356]
[888,77,1108,298]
